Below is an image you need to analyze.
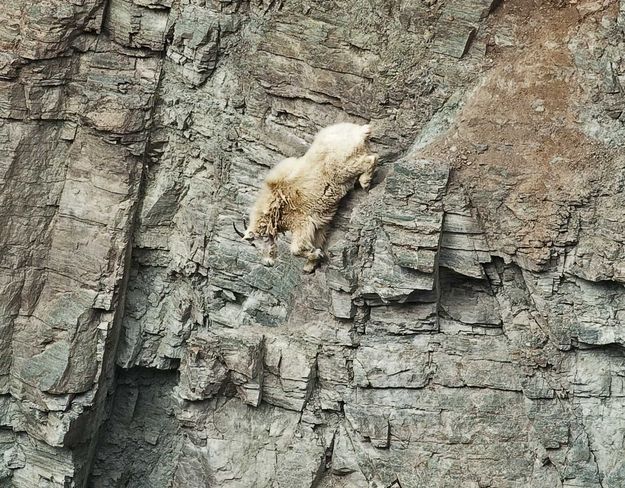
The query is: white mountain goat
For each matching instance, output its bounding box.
[234,122,378,272]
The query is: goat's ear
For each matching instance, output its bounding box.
[362,124,372,138]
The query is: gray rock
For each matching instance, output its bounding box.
[177,329,264,407]
[0,0,624,487]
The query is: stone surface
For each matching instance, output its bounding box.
[1,0,624,487]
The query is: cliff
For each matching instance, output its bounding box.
[1,0,624,487]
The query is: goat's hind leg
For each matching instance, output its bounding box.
[358,154,379,191]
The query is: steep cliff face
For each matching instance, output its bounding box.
[1,0,624,487]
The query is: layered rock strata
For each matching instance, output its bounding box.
[0,0,624,487]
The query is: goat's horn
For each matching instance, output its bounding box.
[233,221,245,239]
[233,220,256,247]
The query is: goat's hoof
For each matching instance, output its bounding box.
[303,252,323,273]
[359,178,372,191]
[262,257,275,267]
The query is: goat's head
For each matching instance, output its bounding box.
[233,220,257,246]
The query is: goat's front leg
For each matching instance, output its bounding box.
[290,223,315,258]
[358,154,379,191]
[260,236,277,266]
[291,220,324,273]
[302,224,328,273]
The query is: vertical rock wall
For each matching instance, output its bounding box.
[1,0,624,487]
[0,0,168,485]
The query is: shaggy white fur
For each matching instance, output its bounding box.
[240,122,378,272]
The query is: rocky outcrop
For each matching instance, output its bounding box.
[1,0,624,487]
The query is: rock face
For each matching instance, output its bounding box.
[1,0,624,487]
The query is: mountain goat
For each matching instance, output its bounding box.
[235,122,378,272]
